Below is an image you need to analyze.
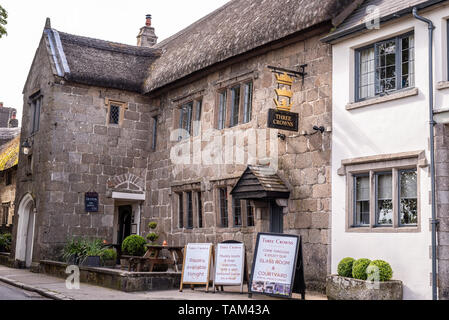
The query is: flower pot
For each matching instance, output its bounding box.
[326,275,403,300]
[82,256,101,268]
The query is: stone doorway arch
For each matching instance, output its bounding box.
[15,193,36,268]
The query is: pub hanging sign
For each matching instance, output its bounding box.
[267,66,304,133]
[85,192,99,213]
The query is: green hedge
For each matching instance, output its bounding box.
[367,260,393,282]
[337,257,355,278]
[352,258,372,280]
[121,235,147,256]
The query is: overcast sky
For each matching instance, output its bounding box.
[0,0,229,124]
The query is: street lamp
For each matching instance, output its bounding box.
[21,140,32,155]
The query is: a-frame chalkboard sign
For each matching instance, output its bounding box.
[249,233,306,300]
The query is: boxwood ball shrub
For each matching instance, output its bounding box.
[337,257,355,278]
[122,235,147,256]
[352,258,372,280]
[367,260,393,282]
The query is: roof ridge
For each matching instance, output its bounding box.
[55,28,162,57]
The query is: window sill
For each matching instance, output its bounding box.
[346,226,420,233]
[346,88,419,111]
[437,81,449,90]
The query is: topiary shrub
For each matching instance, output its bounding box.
[101,249,117,262]
[337,257,355,278]
[352,258,372,280]
[148,222,158,230]
[122,235,147,257]
[367,260,393,282]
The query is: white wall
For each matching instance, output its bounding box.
[331,4,449,300]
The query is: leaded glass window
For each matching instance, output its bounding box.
[218,91,227,130]
[230,86,240,127]
[30,96,42,134]
[376,173,393,225]
[187,192,193,229]
[233,198,242,227]
[247,201,255,227]
[243,82,253,124]
[109,104,120,125]
[197,192,203,228]
[178,193,184,229]
[355,175,370,226]
[356,33,414,101]
[219,188,228,228]
[399,170,418,225]
[179,102,193,140]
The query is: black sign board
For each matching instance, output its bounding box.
[85,192,99,213]
[267,109,299,132]
[249,233,306,300]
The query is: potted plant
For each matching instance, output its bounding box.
[120,235,147,270]
[62,237,87,265]
[0,233,11,253]
[101,248,117,268]
[326,257,403,300]
[81,239,104,268]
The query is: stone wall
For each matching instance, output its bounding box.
[436,123,449,300]
[0,167,16,228]
[14,27,333,291]
[147,31,332,291]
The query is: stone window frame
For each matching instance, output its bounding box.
[105,99,128,127]
[29,91,42,136]
[213,179,257,231]
[338,151,428,233]
[354,31,415,102]
[174,97,203,141]
[214,78,254,130]
[172,183,203,231]
[1,203,10,226]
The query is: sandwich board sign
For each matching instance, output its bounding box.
[180,243,214,292]
[249,233,305,299]
[213,241,248,293]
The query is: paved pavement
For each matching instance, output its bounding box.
[0,265,327,301]
[0,282,49,300]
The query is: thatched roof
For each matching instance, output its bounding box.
[322,0,445,43]
[42,0,354,93]
[144,0,353,93]
[44,28,161,92]
[0,135,19,172]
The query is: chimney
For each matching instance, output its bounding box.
[0,102,3,108]
[8,112,18,128]
[137,14,158,47]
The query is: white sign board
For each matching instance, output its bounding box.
[181,243,213,285]
[250,234,299,297]
[214,243,245,286]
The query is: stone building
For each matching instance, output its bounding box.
[11,0,354,291]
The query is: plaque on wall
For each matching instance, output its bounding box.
[85,192,99,213]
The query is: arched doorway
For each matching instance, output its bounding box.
[15,194,36,268]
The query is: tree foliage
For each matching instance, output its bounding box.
[0,5,7,38]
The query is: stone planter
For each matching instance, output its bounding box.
[326,275,403,300]
[102,259,117,268]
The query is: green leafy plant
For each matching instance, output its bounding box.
[148,222,158,230]
[0,233,11,252]
[367,260,393,282]
[62,237,106,264]
[101,249,117,262]
[146,232,159,244]
[122,235,147,256]
[352,258,372,280]
[0,5,7,38]
[337,257,355,278]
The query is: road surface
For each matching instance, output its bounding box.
[0,282,49,300]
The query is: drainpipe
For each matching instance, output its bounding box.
[413,7,438,301]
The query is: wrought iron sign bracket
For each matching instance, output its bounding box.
[267,65,308,84]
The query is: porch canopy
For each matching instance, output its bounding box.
[231,166,290,200]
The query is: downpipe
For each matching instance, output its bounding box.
[413,7,438,300]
